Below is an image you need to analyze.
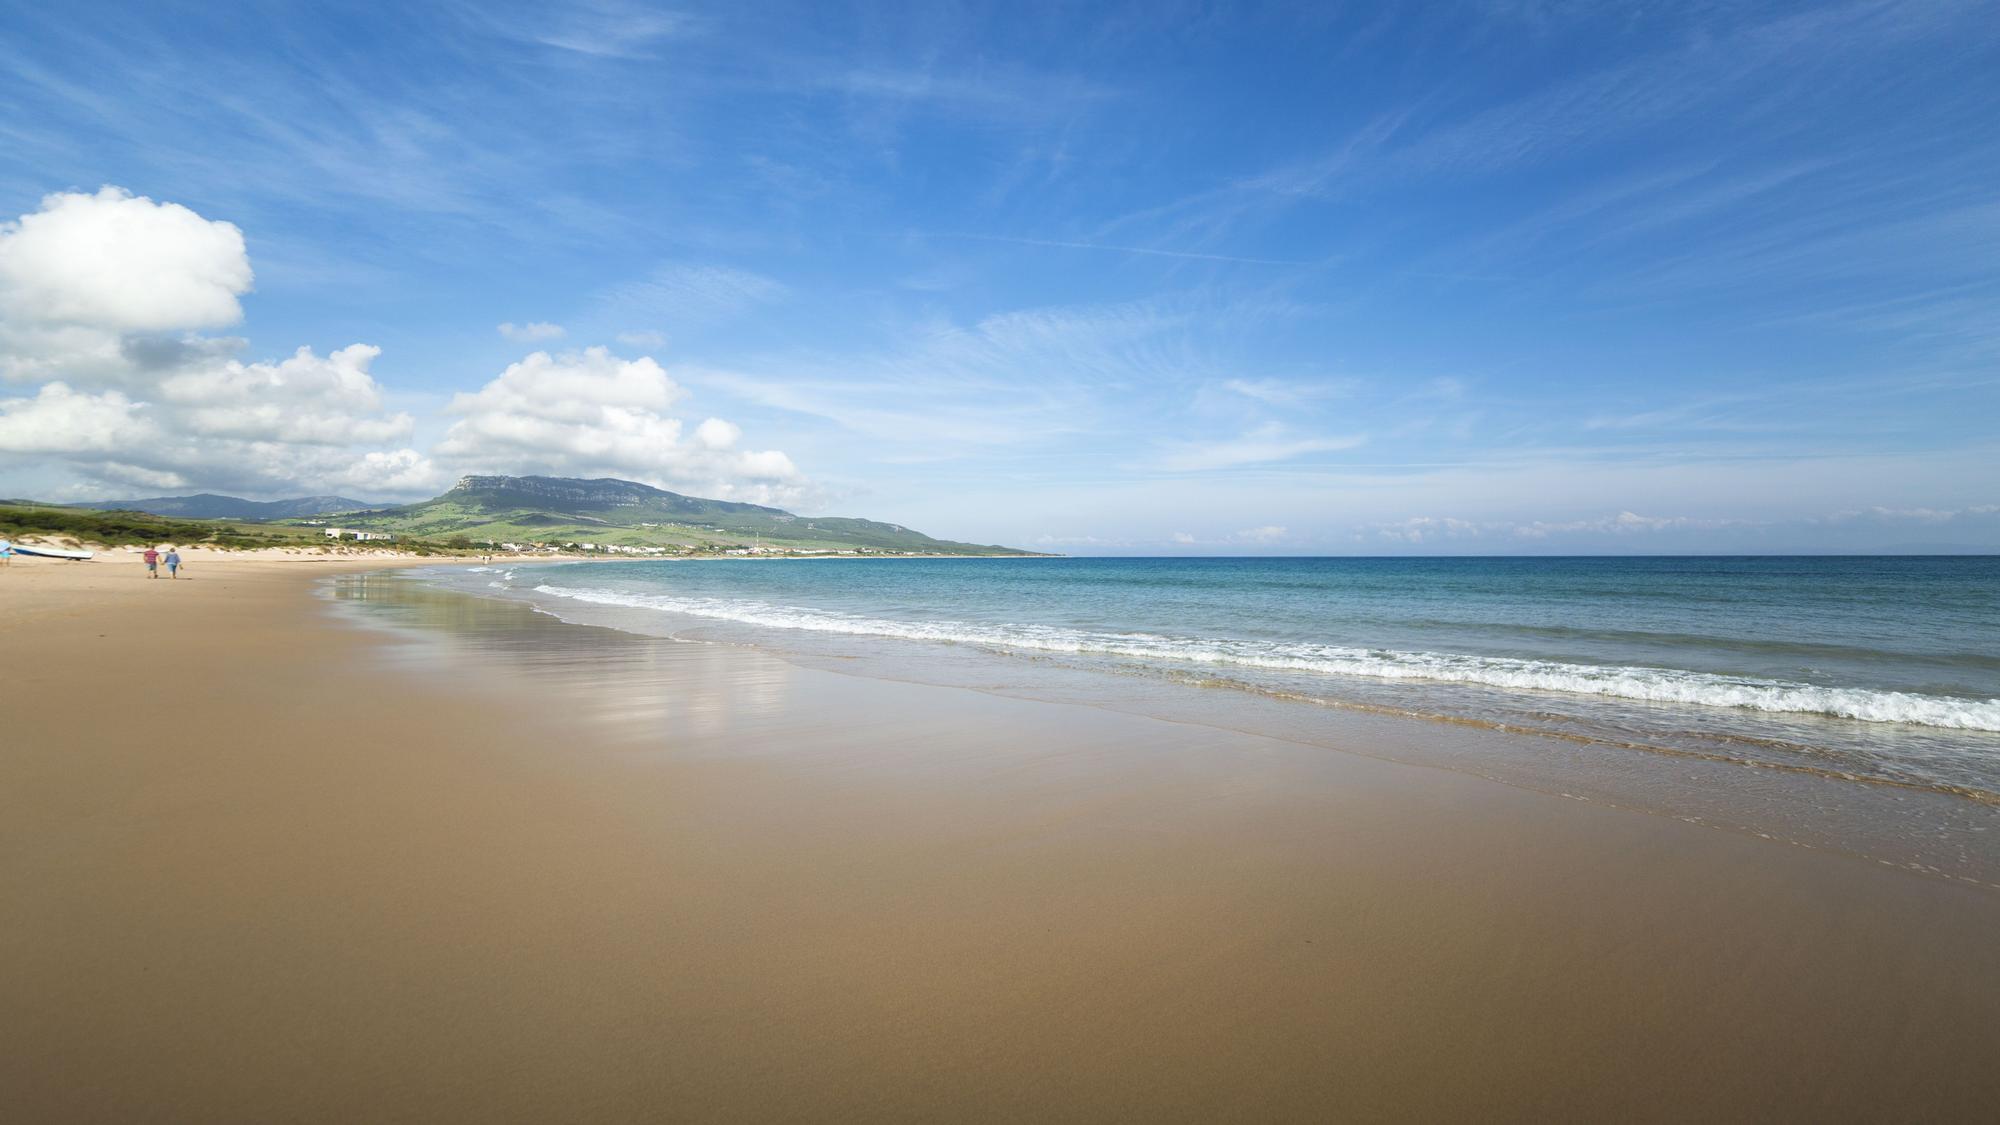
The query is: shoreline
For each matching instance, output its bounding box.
[433,558,2000,889]
[6,555,2000,1120]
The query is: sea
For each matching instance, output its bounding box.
[384,554,2000,883]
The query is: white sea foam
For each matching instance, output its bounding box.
[531,584,2000,732]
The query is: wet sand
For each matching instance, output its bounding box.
[4,555,1999,1122]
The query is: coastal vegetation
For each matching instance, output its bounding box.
[0,503,329,551]
[3,475,1039,558]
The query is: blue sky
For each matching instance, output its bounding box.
[1,0,1996,552]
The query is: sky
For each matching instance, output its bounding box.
[1,0,1996,554]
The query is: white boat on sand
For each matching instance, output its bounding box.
[5,542,94,561]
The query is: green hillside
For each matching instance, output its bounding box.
[68,493,368,520]
[334,475,1034,556]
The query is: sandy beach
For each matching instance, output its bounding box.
[4,552,1999,1122]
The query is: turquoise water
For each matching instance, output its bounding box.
[441,556,2000,802]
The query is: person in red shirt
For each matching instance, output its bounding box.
[142,546,159,578]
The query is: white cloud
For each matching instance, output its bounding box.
[0,188,256,391]
[1511,511,1735,538]
[1235,525,1288,543]
[0,189,813,505]
[438,347,807,503]
[0,188,438,499]
[447,347,684,419]
[0,186,820,500]
[159,344,413,445]
[0,382,156,454]
[1153,525,1291,549]
[0,187,251,335]
[329,449,443,494]
[1839,504,2000,523]
[0,396,440,498]
[1368,516,1489,544]
[692,417,741,448]
[1328,500,2000,552]
[498,320,565,342]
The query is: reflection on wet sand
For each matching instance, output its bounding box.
[307,568,2000,1120]
[381,567,2000,889]
[330,571,797,741]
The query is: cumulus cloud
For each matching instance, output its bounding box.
[0,187,258,390]
[0,187,808,504]
[498,320,565,342]
[328,449,442,494]
[0,187,251,335]
[0,382,156,454]
[159,344,413,445]
[0,391,441,496]
[692,417,740,448]
[438,347,806,503]
[0,332,432,496]
[0,187,436,498]
[0,348,439,497]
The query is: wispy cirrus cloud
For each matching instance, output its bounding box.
[471,0,700,59]
[1220,377,1357,407]
[1154,423,1366,472]
[688,298,1195,454]
[920,231,1317,267]
[3,3,1994,548]
[593,263,788,334]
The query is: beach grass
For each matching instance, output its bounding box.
[0,503,452,554]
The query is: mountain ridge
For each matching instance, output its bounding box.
[68,493,370,520]
[340,474,1032,555]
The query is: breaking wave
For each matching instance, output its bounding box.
[531,584,2000,732]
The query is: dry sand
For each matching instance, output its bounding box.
[4,552,1999,1122]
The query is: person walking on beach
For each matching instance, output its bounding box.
[165,548,181,579]
[0,538,12,567]
[142,546,159,578]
